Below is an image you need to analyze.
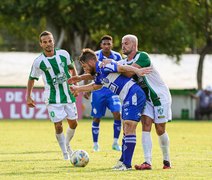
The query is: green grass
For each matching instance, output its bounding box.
[0,119,212,180]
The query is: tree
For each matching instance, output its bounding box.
[0,0,211,88]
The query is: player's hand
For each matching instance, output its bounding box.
[136,67,152,76]
[83,92,91,99]
[26,97,36,108]
[70,85,79,97]
[68,76,81,84]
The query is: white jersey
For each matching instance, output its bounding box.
[119,51,171,106]
[29,49,75,104]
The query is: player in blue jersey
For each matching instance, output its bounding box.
[84,35,122,152]
[69,48,152,170]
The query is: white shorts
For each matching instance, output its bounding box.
[142,101,172,123]
[47,103,78,123]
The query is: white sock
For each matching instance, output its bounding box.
[113,138,118,144]
[56,132,67,154]
[142,131,152,165]
[158,132,170,162]
[66,127,75,147]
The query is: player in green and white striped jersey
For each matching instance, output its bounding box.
[119,34,172,170]
[26,31,78,160]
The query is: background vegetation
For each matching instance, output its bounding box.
[0,0,212,89]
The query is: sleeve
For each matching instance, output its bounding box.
[101,61,118,73]
[135,52,151,67]
[29,61,42,80]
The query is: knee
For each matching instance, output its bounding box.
[113,112,121,120]
[68,120,78,129]
[93,118,100,123]
[55,122,63,134]
[155,124,166,136]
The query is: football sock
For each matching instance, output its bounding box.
[66,127,75,147]
[119,135,125,162]
[113,119,121,143]
[92,121,99,144]
[56,132,67,154]
[142,131,152,165]
[123,135,136,168]
[159,132,170,162]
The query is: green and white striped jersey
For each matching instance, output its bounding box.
[29,49,75,104]
[119,51,171,106]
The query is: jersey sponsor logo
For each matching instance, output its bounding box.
[52,73,67,85]
[102,78,109,84]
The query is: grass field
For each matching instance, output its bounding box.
[0,119,212,180]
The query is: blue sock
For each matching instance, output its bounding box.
[113,120,121,139]
[119,135,125,162]
[92,121,99,143]
[123,135,136,168]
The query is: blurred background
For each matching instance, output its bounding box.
[0,0,212,120]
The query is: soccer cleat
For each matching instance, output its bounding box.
[63,152,69,160]
[113,163,132,171]
[112,143,122,151]
[134,162,152,170]
[93,144,100,152]
[163,160,171,169]
[67,145,73,158]
[112,160,123,169]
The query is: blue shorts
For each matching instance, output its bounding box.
[122,86,146,122]
[91,87,121,118]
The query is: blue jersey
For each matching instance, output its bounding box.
[94,61,138,101]
[90,50,122,118]
[94,61,146,121]
[96,50,122,62]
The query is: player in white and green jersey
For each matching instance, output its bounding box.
[26,31,78,160]
[119,34,172,170]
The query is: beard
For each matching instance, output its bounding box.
[45,46,53,52]
[90,69,96,76]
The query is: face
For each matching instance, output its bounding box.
[122,37,134,55]
[40,35,54,53]
[81,60,96,76]
[100,39,113,54]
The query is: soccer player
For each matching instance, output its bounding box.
[119,34,172,170]
[84,35,122,152]
[26,31,78,160]
[70,48,151,170]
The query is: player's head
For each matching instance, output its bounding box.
[100,35,113,55]
[122,34,138,55]
[39,31,55,53]
[79,48,97,76]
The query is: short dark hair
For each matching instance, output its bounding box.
[39,31,53,42]
[100,35,113,42]
[79,48,97,63]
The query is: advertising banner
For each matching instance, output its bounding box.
[0,87,83,120]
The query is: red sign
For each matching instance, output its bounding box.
[0,87,83,120]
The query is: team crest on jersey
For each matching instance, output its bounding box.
[60,62,65,68]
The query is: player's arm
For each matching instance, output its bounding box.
[70,83,102,97]
[26,79,36,108]
[117,64,152,76]
[68,74,94,84]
